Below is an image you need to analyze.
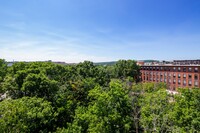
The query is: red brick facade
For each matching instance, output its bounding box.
[140,65,200,90]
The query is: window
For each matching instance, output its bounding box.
[183,67,186,72]
[169,73,171,77]
[178,74,181,78]
[173,79,176,84]
[189,74,192,79]
[178,67,181,71]
[169,79,171,83]
[183,74,186,78]
[164,79,167,82]
[188,67,192,72]
[173,73,176,77]
[188,80,192,86]
[194,81,198,86]
[195,75,198,80]
[173,67,176,71]
[183,80,186,85]
[178,79,181,84]
[195,67,198,72]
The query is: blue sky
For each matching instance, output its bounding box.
[0,0,200,63]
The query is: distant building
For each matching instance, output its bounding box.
[137,60,160,66]
[137,61,144,66]
[140,60,200,90]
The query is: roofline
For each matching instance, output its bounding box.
[141,65,200,67]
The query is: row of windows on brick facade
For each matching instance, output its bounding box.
[142,72,199,80]
[143,77,199,86]
[141,66,199,72]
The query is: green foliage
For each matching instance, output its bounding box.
[171,88,200,132]
[75,61,110,86]
[140,89,173,132]
[0,97,56,133]
[0,59,7,80]
[53,78,98,128]
[76,61,97,79]
[0,59,7,93]
[1,59,199,133]
[67,80,133,133]
[114,60,140,82]
[2,62,60,100]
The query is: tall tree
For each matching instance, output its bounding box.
[0,97,56,133]
[65,80,133,133]
[139,83,173,133]
[171,88,200,132]
[114,60,140,82]
[0,59,7,93]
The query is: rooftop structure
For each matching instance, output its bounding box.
[140,59,200,66]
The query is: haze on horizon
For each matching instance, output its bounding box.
[0,0,200,63]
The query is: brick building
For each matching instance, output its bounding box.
[140,65,200,90]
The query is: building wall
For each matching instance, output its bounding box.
[140,65,200,90]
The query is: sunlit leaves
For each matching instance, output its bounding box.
[0,97,56,133]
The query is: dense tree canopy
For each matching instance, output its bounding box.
[0,97,56,133]
[114,60,140,82]
[63,80,133,133]
[0,58,199,133]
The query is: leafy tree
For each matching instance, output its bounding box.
[171,88,200,132]
[66,80,133,133]
[138,82,175,133]
[0,97,57,133]
[0,59,7,79]
[2,62,60,100]
[105,65,115,78]
[140,89,173,133]
[8,62,27,76]
[114,60,140,82]
[22,73,59,100]
[53,78,98,128]
[0,59,7,93]
[95,65,111,86]
[76,61,98,79]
